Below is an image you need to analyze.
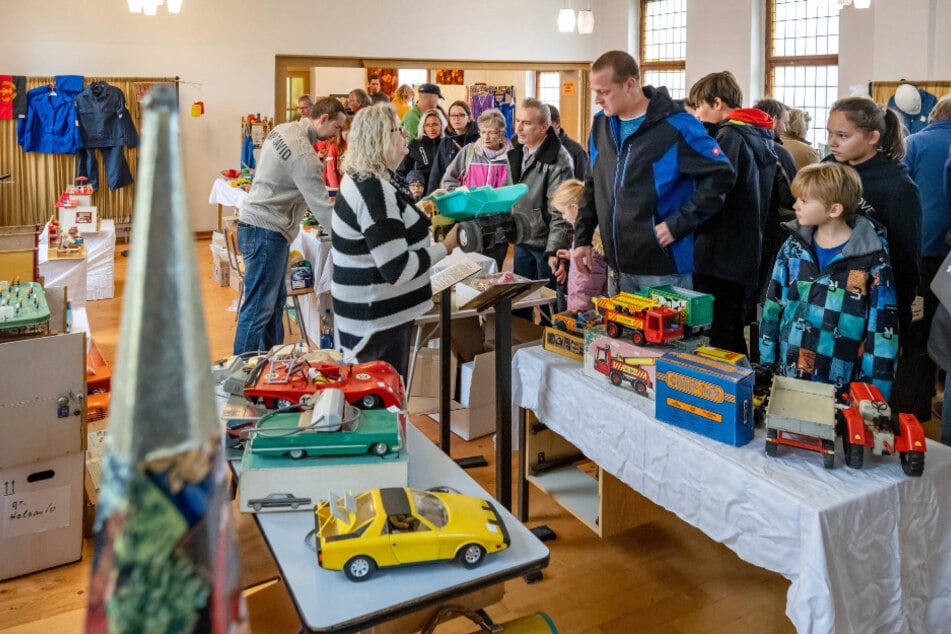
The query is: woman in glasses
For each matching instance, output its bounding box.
[428,100,480,194]
[396,108,446,193]
[331,104,459,378]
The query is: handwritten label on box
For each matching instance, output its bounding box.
[3,484,71,538]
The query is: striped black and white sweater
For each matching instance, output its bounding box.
[331,173,448,362]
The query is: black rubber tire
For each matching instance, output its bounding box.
[609,371,623,386]
[900,451,925,477]
[844,436,864,469]
[456,543,486,569]
[634,381,648,395]
[606,322,621,338]
[822,439,835,469]
[288,449,305,460]
[276,398,294,410]
[511,213,530,245]
[360,393,382,409]
[765,428,778,457]
[554,320,568,331]
[457,220,483,253]
[370,442,389,456]
[631,330,646,346]
[344,555,376,581]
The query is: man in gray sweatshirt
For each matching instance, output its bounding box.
[233,96,346,355]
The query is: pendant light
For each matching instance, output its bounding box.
[853,0,871,8]
[167,0,182,12]
[128,0,144,11]
[557,1,576,33]
[577,9,595,34]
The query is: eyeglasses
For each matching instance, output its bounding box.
[449,113,468,119]
[479,129,502,137]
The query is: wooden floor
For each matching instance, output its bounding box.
[0,237,800,633]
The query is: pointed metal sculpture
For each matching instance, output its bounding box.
[87,85,246,633]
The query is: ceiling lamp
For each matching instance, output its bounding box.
[167,0,182,11]
[127,0,144,11]
[129,0,182,14]
[577,10,595,34]
[853,0,871,7]
[557,7,576,33]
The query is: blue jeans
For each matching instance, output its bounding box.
[233,224,289,355]
[513,245,552,282]
[943,373,951,446]
[608,270,692,295]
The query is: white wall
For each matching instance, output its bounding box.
[0,0,610,231]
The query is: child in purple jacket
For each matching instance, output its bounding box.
[551,179,608,311]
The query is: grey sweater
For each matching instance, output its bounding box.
[239,118,333,242]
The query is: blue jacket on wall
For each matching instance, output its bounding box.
[16,74,84,154]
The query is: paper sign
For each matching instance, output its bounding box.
[562,81,576,96]
[3,484,72,538]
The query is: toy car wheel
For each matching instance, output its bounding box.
[457,220,483,253]
[511,213,530,245]
[634,380,648,395]
[456,543,486,568]
[344,555,376,581]
[251,502,263,512]
[900,451,924,477]
[822,439,835,469]
[360,394,383,409]
[609,371,623,386]
[370,442,390,456]
[631,330,646,346]
[843,436,864,469]
[276,398,294,410]
[288,449,306,460]
[765,428,778,457]
[605,322,621,338]
[554,320,567,331]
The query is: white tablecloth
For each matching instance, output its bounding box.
[288,228,332,344]
[208,177,249,210]
[512,346,951,634]
[38,219,116,305]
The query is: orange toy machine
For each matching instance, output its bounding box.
[86,338,111,422]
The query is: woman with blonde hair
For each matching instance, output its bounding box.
[396,108,446,190]
[332,104,459,376]
[781,108,820,170]
[392,84,414,119]
[550,179,607,312]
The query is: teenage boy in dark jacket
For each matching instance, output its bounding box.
[688,71,779,355]
[573,51,735,295]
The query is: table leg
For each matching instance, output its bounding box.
[517,406,529,522]
[495,297,513,510]
[439,287,452,454]
[218,203,223,232]
[291,294,310,347]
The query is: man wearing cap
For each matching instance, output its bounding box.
[402,83,442,139]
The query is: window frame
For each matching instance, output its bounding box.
[639,0,686,77]
[764,0,839,99]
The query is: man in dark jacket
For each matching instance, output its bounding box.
[688,71,779,355]
[573,51,735,296]
[549,104,588,180]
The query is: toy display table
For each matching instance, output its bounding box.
[208,177,249,232]
[511,345,951,634]
[288,228,333,345]
[38,219,117,305]
[235,422,549,633]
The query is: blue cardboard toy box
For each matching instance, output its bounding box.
[655,351,754,446]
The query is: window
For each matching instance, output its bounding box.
[536,72,561,109]
[766,0,840,148]
[398,69,428,89]
[640,0,686,99]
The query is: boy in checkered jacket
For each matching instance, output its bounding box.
[759,162,900,398]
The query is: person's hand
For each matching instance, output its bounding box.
[550,258,567,284]
[555,248,571,260]
[442,224,460,253]
[430,187,448,196]
[316,148,328,162]
[573,246,592,275]
[655,221,674,247]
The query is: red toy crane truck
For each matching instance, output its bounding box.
[838,382,926,477]
[592,345,653,396]
[592,292,684,346]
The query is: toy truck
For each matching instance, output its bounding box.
[592,344,653,396]
[592,292,684,346]
[552,309,600,333]
[838,382,926,476]
[424,184,529,252]
[764,376,838,468]
[636,285,714,335]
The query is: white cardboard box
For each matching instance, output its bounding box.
[407,345,457,415]
[0,332,86,469]
[238,445,409,513]
[0,451,84,580]
[58,206,98,232]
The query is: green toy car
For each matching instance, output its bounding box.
[424,184,529,253]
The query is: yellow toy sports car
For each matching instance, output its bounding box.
[315,487,510,581]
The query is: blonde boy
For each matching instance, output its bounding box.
[759,163,900,397]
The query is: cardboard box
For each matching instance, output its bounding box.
[210,242,230,287]
[655,351,755,446]
[543,326,585,362]
[58,206,98,233]
[583,326,669,401]
[0,332,86,469]
[0,451,85,580]
[238,444,408,513]
[407,345,457,415]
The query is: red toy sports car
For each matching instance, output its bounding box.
[243,356,404,411]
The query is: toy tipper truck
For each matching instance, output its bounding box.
[423,184,528,252]
[764,376,838,468]
[635,285,714,335]
[592,345,653,396]
[592,292,683,346]
[839,382,926,476]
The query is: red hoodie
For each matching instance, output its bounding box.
[725,107,775,129]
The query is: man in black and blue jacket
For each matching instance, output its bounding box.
[573,51,734,295]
